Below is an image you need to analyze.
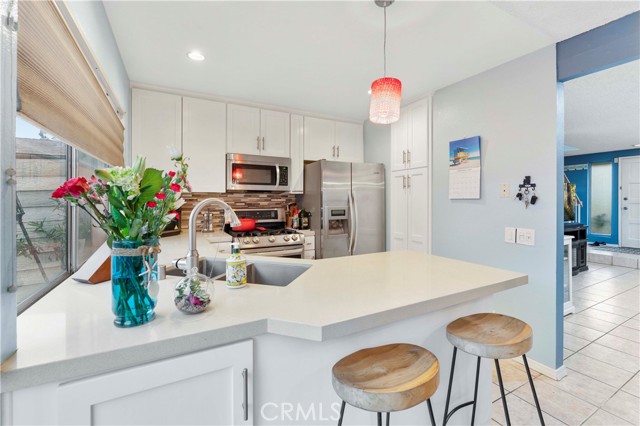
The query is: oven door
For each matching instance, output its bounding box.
[241,246,303,259]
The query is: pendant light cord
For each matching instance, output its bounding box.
[383,6,387,77]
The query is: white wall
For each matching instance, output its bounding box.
[431,46,561,369]
[363,121,391,250]
[64,0,131,165]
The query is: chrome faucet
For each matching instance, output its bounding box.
[182,198,241,271]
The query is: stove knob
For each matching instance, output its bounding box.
[243,237,251,244]
[268,236,276,243]
[291,234,299,241]
[283,235,290,242]
[252,237,260,244]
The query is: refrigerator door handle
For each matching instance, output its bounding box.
[348,191,356,255]
[275,165,280,188]
[350,191,358,254]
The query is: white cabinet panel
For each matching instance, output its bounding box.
[132,89,182,171]
[16,341,255,425]
[182,97,226,193]
[290,114,304,193]
[390,167,429,253]
[390,97,429,171]
[227,104,261,155]
[303,116,334,161]
[260,110,290,157]
[335,121,363,163]
[390,108,408,171]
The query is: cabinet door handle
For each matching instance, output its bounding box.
[337,145,340,158]
[256,136,260,150]
[407,150,411,164]
[242,368,248,421]
[407,175,411,189]
[402,175,406,189]
[332,145,336,157]
[262,137,265,150]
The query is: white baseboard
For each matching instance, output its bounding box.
[513,357,568,381]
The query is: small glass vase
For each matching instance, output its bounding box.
[111,238,159,327]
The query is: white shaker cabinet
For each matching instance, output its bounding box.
[303,117,363,162]
[390,97,430,171]
[182,97,226,193]
[131,88,182,172]
[7,340,254,425]
[289,114,304,193]
[390,168,429,253]
[227,104,290,158]
[132,89,226,193]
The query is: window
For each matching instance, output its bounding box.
[15,117,111,312]
[15,117,69,308]
[590,162,613,235]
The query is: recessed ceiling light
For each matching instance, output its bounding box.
[187,51,205,61]
[633,143,640,147]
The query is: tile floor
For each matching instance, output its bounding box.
[490,262,639,425]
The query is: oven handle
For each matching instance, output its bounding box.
[275,165,280,188]
[246,247,303,257]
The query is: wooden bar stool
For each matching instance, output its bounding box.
[332,343,439,426]
[442,313,544,426]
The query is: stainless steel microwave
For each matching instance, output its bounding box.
[226,153,291,192]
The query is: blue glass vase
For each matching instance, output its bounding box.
[111,239,159,327]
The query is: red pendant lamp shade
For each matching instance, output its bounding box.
[369,77,402,124]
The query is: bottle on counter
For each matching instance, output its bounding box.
[226,242,247,289]
[299,209,311,230]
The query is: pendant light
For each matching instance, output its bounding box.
[369,0,402,124]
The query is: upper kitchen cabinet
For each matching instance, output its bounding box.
[390,97,430,171]
[132,88,182,172]
[132,89,226,193]
[227,104,290,158]
[303,117,363,163]
[182,97,226,193]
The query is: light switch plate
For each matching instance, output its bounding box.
[505,227,516,244]
[516,228,535,246]
[500,183,510,198]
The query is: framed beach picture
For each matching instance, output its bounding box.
[448,136,481,199]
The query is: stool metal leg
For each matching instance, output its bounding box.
[494,360,511,426]
[337,400,346,426]
[523,355,545,426]
[377,412,382,426]
[426,399,436,426]
[443,346,458,425]
[386,412,390,426]
[470,356,481,426]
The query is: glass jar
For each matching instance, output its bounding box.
[175,267,213,314]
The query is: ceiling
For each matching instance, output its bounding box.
[103,1,640,122]
[564,60,640,157]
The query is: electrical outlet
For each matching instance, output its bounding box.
[505,227,516,243]
[500,183,510,198]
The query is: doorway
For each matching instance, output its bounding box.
[619,156,640,248]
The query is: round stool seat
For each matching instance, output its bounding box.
[332,343,439,413]
[446,313,532,359]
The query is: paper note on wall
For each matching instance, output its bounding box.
[448,136,481,199]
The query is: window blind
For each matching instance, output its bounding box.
[17,0,124,166]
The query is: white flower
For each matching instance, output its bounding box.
[172,198,186,210]
[167,145,182,161]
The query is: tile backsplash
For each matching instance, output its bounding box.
[181,192,298,230]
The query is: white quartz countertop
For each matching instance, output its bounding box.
[1,234,527,391]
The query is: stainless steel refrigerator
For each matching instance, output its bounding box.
[302,160,385,259]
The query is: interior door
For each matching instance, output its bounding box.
[352,163,385,255]
[620,156,640,248]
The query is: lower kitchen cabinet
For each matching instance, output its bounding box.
[5,340,254,425]
[390,168,430,252]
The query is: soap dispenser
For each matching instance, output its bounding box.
[226,242,247,289]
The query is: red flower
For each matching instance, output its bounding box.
[168,171,176,177]
[155,192,166,200]
[168,210,180,220]
[146,201,157,208]
[63,177,90,197]
[51,185,67,199]
[170,183,181,192]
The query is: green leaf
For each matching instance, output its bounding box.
[95,168,113,182]
[129,218,143,240]
[137,168,163,208]
[131,156,146,178]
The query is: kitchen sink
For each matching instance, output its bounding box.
[165,258,311,287]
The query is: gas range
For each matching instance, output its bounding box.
[224,208,305,257]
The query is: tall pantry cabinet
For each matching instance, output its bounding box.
[389,97,431,253]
